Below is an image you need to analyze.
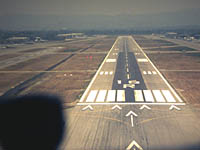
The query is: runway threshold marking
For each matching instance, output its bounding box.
[143,90,155,102]
[77,102,186,106]
[132,36,184,103]
[106,90,116,102]
[134,90,144,102]
[80,89,185,104]
[79,37,119,102]
[162,90,176,102]
[152,90,166,103]
[117,90,125,102]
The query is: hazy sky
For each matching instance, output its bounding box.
[1,0,200,16]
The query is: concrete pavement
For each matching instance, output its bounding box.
[60,36,200,150]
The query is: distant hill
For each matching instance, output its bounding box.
[0,9,200,31]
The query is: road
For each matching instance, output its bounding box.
[60,36,200,150]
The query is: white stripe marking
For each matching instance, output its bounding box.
[77,102,186,106]
[106,90,116,102]
[105,71,108,75]
[79,37,119,102]
[162,90,176,102]
[152,71,157,74]
[106,59,116,62]
[143,90,154,102]
[127,74,130,79]
[96,90,107,102]
[152,90,165,102]
[109,71,113,75]
[137,59,148,62]
[100,71,104,75]
[148,71,152,74]
[134,90,144,102]
[117,80,122,84]
[117,90,125,102]
[127,68,129,72]
[131,37,183,103]
[143,71,147,75]
[86,90,98,102]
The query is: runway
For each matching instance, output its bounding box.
[60,36,200,150]
[78,36,184,105]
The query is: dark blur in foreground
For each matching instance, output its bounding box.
[0,94,65,150]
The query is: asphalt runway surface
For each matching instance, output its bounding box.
[60,36,200,150]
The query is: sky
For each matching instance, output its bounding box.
[0,0,200,30]
[1,0,200,16]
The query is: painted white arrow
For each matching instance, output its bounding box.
[126,140,143,150]
[126,111,138,127]
[169,105,181,111]
[140,105,151,110]
[126,111,138,117]
[112,105,122,110]
[82,105,93,111]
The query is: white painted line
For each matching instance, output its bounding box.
[117,80,122,84]
[152,90,165,103]
[109,71,113,75]
[96,90,107,102]
[105,71,108,75]
[162,90,176,102]
[117,90,125,102]
[82,105,93,111]
[169,105,181,111]
[126,140,143,150]
[148,71,152,74]
[86,90,98,102]
[152,71,157,74]
[77,102,186,106]
[106,90,116,102]
[140,105,151,110]
[106,59,116,62]
[127,74,130,80]
[143,71,147,75]
[137,59,148,62]
[143,90,154,102]
[134,90,144,102]
[112,105,122,110]
[100,71,104,75]
[126,111,138,117]
[127,68,129,72]
[130,115,134,127]
[79,37,119,102]
[131,37,183,103]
